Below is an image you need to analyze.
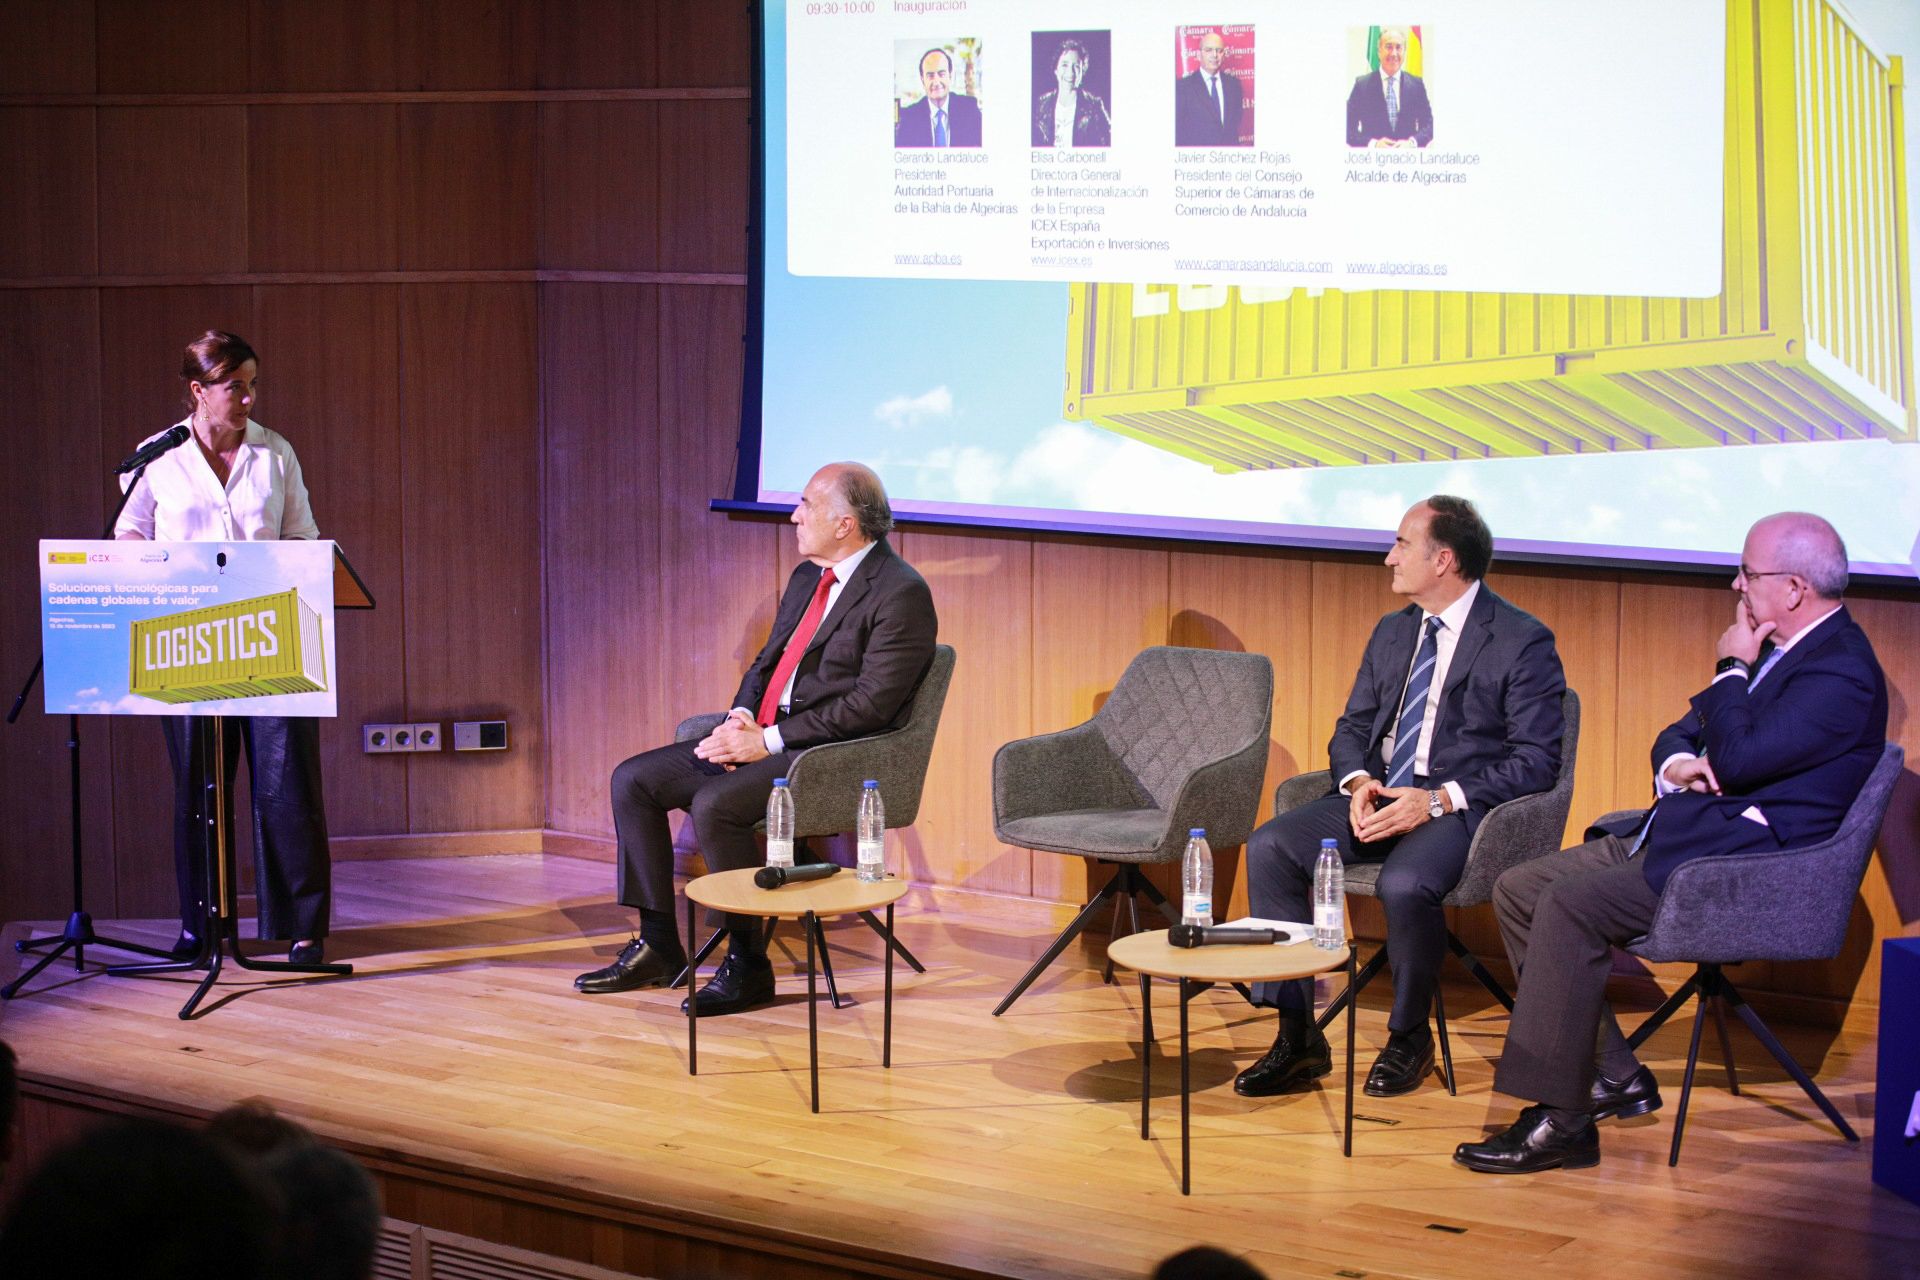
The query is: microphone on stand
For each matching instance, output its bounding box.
[754,862,841,889]
[115,424,192,475]
[1168,923,1294,948]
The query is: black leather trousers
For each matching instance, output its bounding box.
[161,716,332,941]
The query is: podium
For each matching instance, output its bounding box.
[20,537,372,1019]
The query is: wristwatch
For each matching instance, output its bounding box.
[1428,789,1447,819]
[1715,656,1751,676]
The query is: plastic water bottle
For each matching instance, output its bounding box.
[1313,838,1345,949]
[857,779,886,881]
[765,778,795,868]
[1181,828,1213,927]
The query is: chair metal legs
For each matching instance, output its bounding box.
[1313,938,1457,1092]
[1446,930,1516,1010]
[994,864,1178,1017]
[1633,963,1858,1166]
[858,910,926,972]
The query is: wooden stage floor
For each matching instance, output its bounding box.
[3,854,1916,1280]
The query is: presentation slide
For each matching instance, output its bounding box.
[753,0,1920,579]
[787,5,1721,296]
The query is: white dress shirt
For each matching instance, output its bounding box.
[1201,72,1225,123]
[738,539,877,755]
[1341,579,1481,814]
[115,419,320,543]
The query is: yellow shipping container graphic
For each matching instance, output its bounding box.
[128,589,328,704]
[1063,0,1917,471]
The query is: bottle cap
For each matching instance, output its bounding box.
[774,777,789,787]
[1321,837,1338,848]
[864,779,879,788]
[1189,828,1206,837]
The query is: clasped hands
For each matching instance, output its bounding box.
[694,708,769,770]
[1346,777,1437,842]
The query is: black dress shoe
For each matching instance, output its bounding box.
[1233,1028,1333,1097]
[1454,1106,1600,1174]
[574,938,684,994]
[1365,1033,1435,1097]
[170,930,203,959]
[1590,1064,1663,1120]
[681,953,776,1016]
[288,940,324,965]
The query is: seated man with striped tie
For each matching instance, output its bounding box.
[1236,496,1567,1099]
[574,462,938,1013]
[1457,512,1886,1173]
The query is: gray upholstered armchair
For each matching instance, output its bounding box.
[672,644,956,1002]
[1610,742,1904,1166]
[1272,687,1581,1093]
[991,646,1274,1017]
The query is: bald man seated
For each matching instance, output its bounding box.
[1456,512,1887,1174]
[574,463,938,1015]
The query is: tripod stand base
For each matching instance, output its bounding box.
[109,928,352,1021]
[2,911,178,1000]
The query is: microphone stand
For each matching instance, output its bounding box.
[3,461,178,999]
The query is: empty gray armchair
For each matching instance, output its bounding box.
[1612,742,1904,1166]
[991,646,1274,1017]
[1273,687,1581,1093]
[673,644,956,1000]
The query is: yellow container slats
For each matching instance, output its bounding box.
[129,588,328,704]
[1063,0,1916,471]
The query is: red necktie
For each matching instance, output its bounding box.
[756,567,836,726]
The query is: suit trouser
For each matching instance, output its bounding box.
[162,716,332,941]
[1246,792,1470,1036]
[1490,834,1659,1111]
[610,741,795,936]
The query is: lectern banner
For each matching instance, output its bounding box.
[39,539,338,717]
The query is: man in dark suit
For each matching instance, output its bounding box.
[895,47,982,148]
[1346,27,1433,148]
[1457,513,1887,1173]
[1174,31,1246,146]
[1236,496,1566,1099]
[574,463,938,1014]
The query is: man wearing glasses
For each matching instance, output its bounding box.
[1455,512,1887,1174]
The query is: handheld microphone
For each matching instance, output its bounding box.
[115,424,192,475]
[1169,924,1293,948]
[754,862,841,889]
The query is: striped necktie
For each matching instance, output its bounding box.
[1385,616,1443,787]
[1385,74,1400,131]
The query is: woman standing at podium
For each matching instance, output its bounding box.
[114,330,334,966]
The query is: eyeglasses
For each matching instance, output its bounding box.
[1736,566,1795,581]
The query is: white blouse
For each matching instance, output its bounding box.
[115,419,320,542]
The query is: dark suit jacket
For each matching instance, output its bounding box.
[1346,70,1433,147]
[729,538,938,752]
[1033,89,1112,147]
[1174,70,1244,146]
[1328,586,1566,836]
[895,94,982,148]
[1602,608,1888,893]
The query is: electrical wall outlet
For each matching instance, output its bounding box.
[362,724,395,753]
[409,723,442,751]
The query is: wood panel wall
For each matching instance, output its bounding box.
[1,1,1914,1017]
